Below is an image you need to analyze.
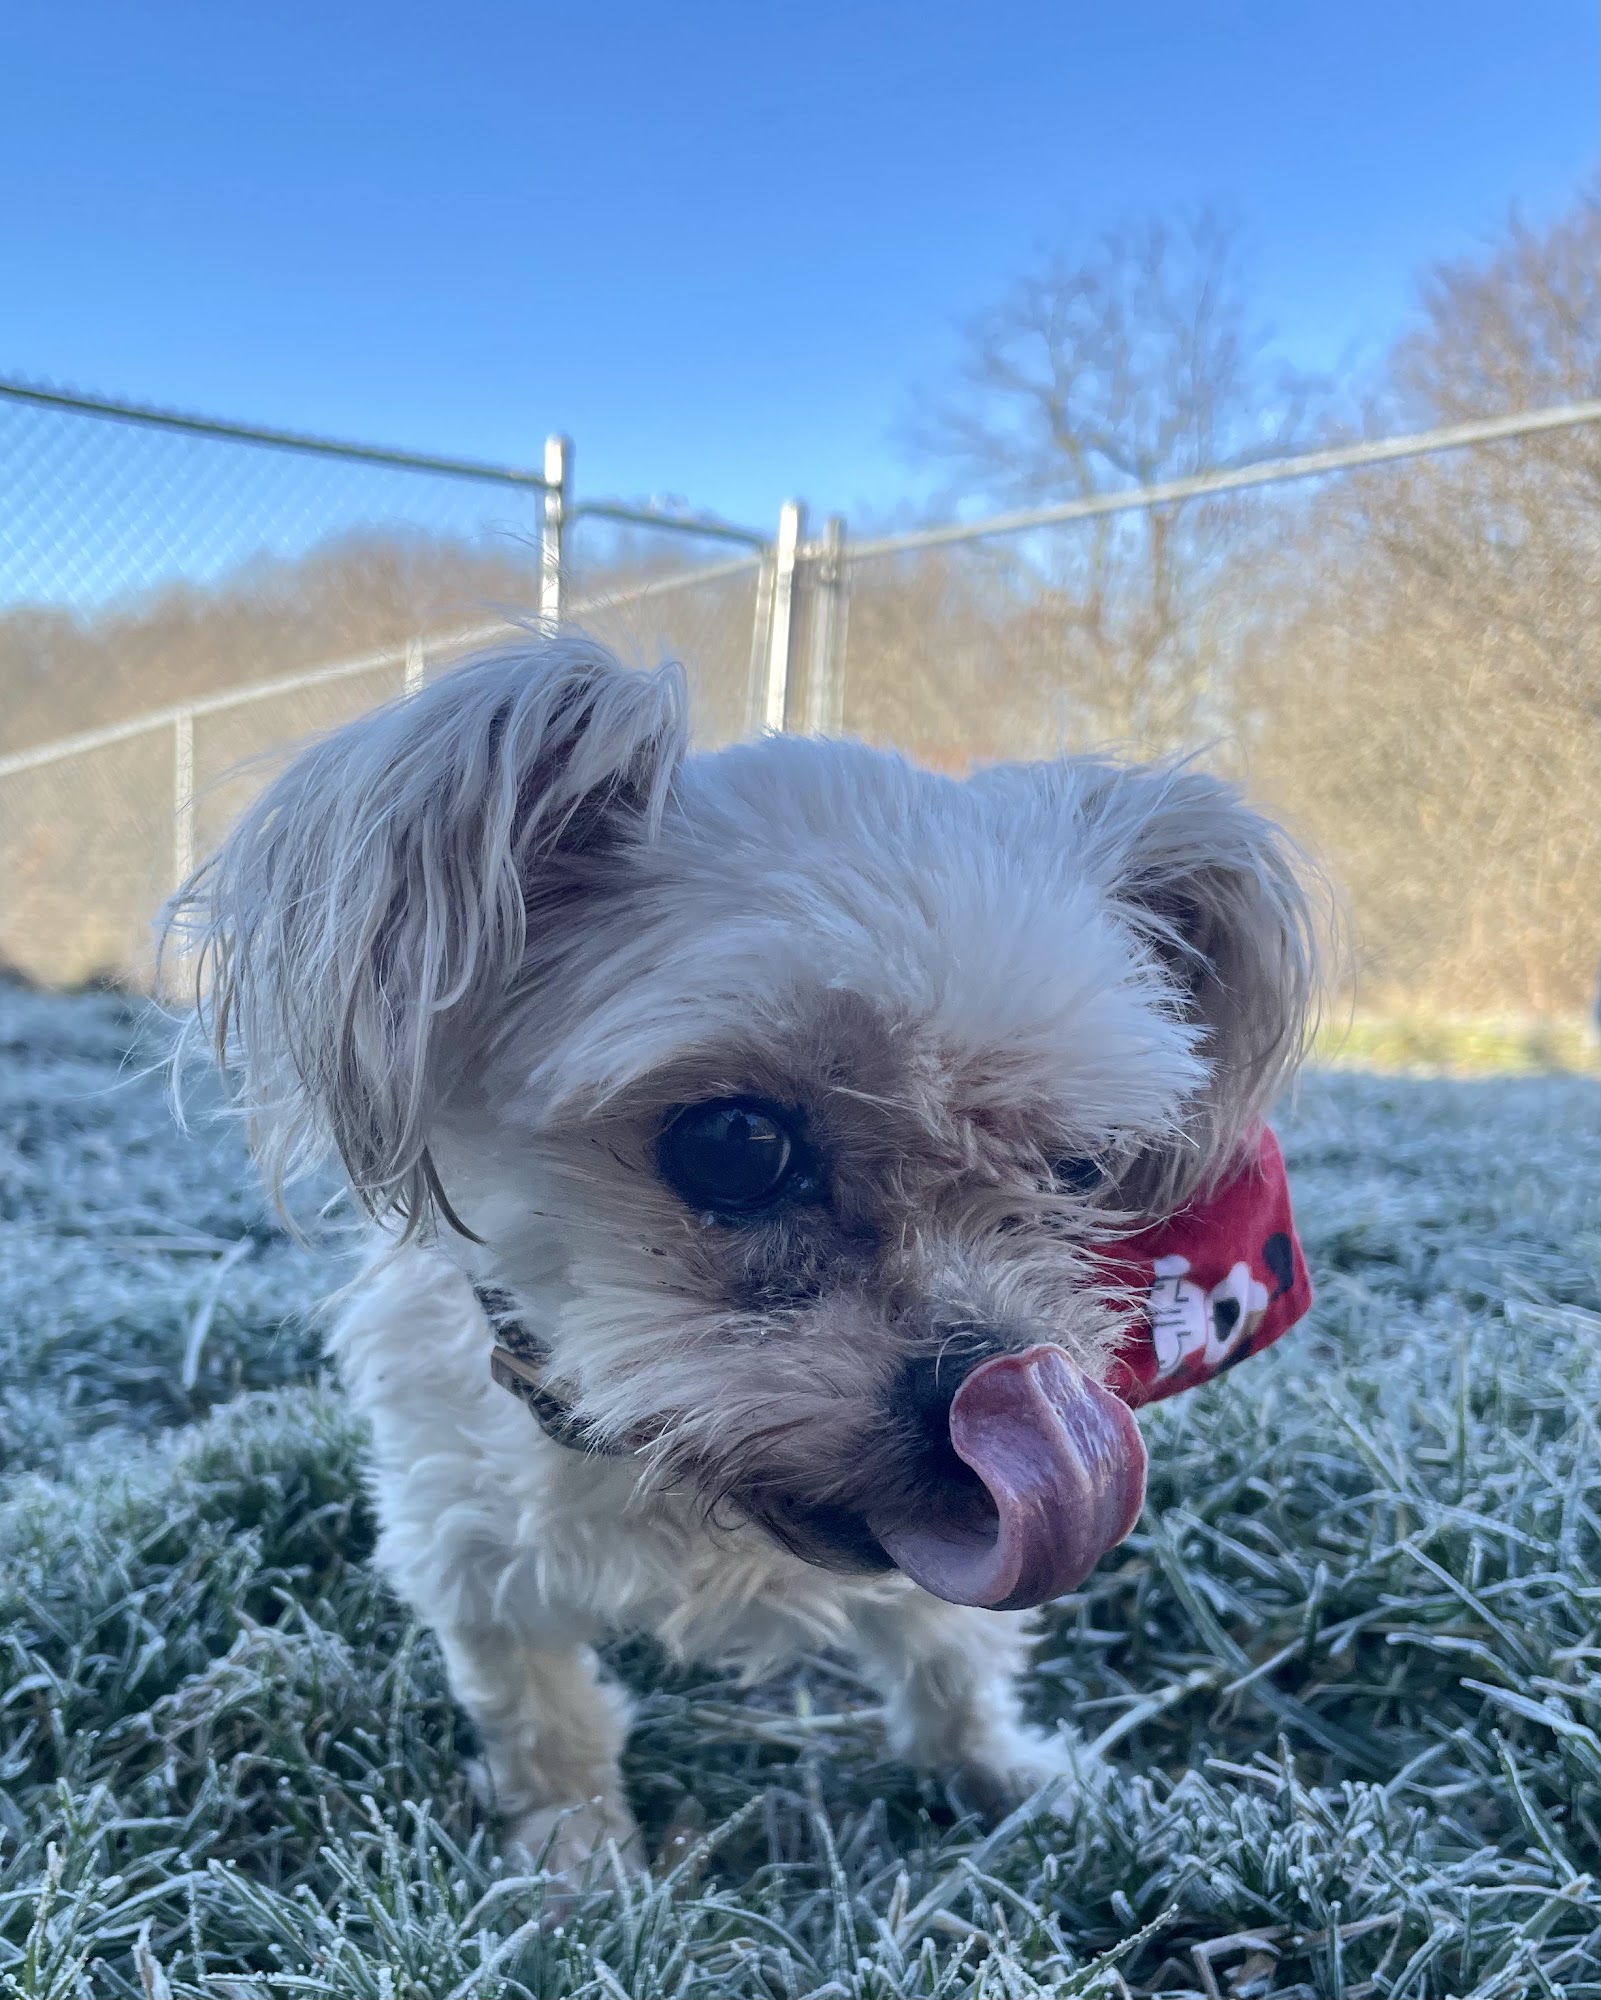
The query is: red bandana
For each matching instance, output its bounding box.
[1096,1125,1312,1409]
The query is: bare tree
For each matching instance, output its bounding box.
[1374,193,1600,723]
[1234,190,1600,1014]
[901,212,1320,747]
[1395,193,1601,426]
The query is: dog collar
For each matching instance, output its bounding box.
[476,1288,629,1455]
[479,1125,1312,1451]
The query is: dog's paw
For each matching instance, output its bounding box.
[954,1723,1114,1823]
[505,1796,647,1894]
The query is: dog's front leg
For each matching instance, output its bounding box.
[847,1594,1094,1815]
[437,1624,642,1880]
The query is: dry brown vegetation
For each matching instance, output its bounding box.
[1238,201,1600,1012]
[0,534,759,983]
[0,536,538,757]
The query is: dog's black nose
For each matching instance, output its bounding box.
[891,1329,1008,1446]
[874,1331,1011,1546]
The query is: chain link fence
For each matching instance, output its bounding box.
[3,376,1598,1017]
[779,405,1601,1022]
[0,383,768,983]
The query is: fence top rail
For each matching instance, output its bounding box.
[839,400,1601,562]
[1,378,775,548]
[0,376,556,490]
[0,551,768,779]
[572,497,769,550]
[0,620,516,778]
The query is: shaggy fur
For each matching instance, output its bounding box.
[170,635,1318,1876]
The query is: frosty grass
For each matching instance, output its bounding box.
[0,980,1595,1997]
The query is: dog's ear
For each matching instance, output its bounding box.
[1071,758,1323,1211]
[168,636,687,1235]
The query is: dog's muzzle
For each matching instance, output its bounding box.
[476,1284,1147,1610]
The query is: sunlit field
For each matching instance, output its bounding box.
[1,980,1595,1997]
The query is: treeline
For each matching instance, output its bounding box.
[0,539,540,755]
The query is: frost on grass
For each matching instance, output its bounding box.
[0,981,1595,1998]
[0,983,347,1477]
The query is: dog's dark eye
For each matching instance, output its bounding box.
[1051,1156,1106,1195]
[659,1099,815,1215]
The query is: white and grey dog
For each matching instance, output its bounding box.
[174,636,1316,1874]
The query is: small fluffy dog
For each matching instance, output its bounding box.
[175,636,1316,1874]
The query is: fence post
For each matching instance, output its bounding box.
[540,433,571,632]
[762,500,805,732]
[802,514,847,735]
[172,708,195,890]
[745,549,777,736]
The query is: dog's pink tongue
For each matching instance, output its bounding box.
[871,1345,1148,1611]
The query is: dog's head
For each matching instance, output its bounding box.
[173,638,1319,1608]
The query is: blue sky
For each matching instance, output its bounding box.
[3,0,1595,532]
